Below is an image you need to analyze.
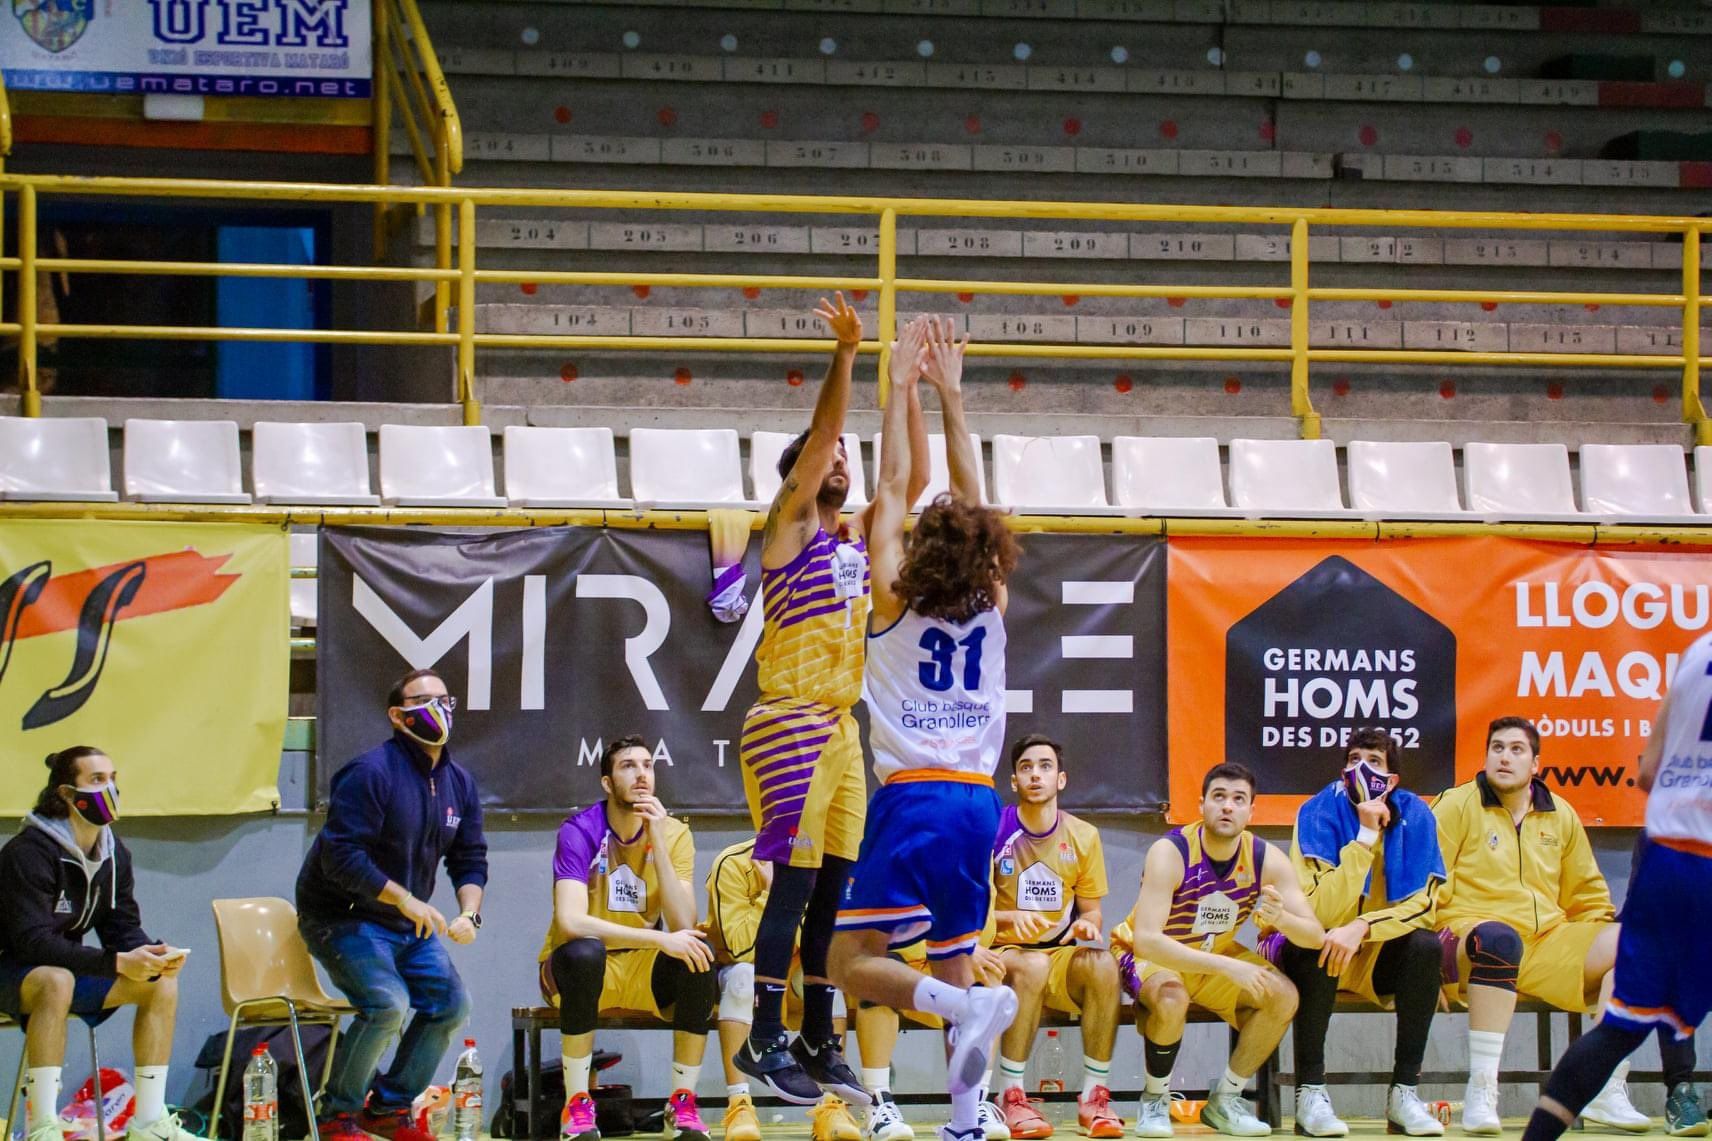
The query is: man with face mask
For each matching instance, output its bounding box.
[296,668,488,1141]
[0,746,197,1141]
[1272,728,1446,1138]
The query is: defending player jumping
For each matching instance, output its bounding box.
[828,316,1023,1141]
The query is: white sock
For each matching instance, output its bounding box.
[727,1082,750,1099]
[1468,1030,1504,1083]
[1081,1056,1110,1099]
[133,1065,169,1125]
[998,1056,1028,1093]
[912,977,967,1022]
[980,1062,995,1102]
[563,1052,593,1100]
[25,1067,61,1130]
[1214,1068,1246,1097]
[863,1068,891,1097]
[671,1062,701,1093]
[950,1083,981,1132]
[1144,1070,1169,1096]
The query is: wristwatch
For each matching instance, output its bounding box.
[459,911,483,930]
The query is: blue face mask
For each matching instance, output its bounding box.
[1341,759,1392,805]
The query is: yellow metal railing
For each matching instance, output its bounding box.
[5,176,1710,440]
[372,0,462,344]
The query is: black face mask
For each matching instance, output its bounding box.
[397,695,455,746]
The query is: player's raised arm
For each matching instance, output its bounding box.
[764,294,862,566]
[921,317,981,505]
[1638,686,1674,791]
[856,320,933,540]
[867,318,928,627]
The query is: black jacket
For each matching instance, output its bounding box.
[296,731,488,931]
[0,818,150,978]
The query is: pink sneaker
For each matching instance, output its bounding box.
[562,1092,600,1141]
[667,1090,710,1141]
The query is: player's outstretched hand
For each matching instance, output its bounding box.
[816,292,863,346]
[1007,910,1054,943]
[920,316,969,394]
[661,928,714,972]
[889,315,928,390]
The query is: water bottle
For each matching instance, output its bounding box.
[1035,1029,1066,1094]
[451,1038,483,1141]
[242,1045,279,1141]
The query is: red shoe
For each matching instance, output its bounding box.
[357,1108,437,1141]
[562,1092,601,1141]
[666,1090,710,1141]
[317,1113,370,1141]
[1076,1086,1124,1139]
[999,1088,1053,1140]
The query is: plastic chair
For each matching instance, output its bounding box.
[629,428,752,508]
[289,532,318,628]
[749,431,867,506]
[873,432,987,507]
[377,425,505,507]
[252,422,379,506]
[0,416,117,502]
[1229,438,1349,516]
[1464,442,1581,520]
[1578,444,1698,522]
[1345,440,1468,519]
[1111,436,1230,515]
[992,434,1111,512]
[122,419,251,504]
[210,898,355,1141]
[502,426,629,508]
[1696,447,1712,514]
[4,1012,109,1141]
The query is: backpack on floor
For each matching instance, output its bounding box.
[190,1024,332,1140]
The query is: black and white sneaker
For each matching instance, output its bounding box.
[733,1034,824,1105]
[792,1037,874,1107]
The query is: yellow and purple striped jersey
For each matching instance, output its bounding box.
[1111,822,1267,957]
[992,806,1109,949]
[756,525,870,709]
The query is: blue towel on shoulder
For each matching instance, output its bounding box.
[1295,780,1444,901]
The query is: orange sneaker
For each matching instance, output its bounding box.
[1077,1086,1124,1139]
[999,1088,1053,1140]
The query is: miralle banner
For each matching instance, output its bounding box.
[316,527,1167,814]
[1167,535,1711,827]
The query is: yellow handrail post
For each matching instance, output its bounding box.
[457,197,479,425]
[1684,228,1707,446]
[877,207,897,404]
[434,139,452,335]
[1290,217,1319,439]
[17,183,37,417]
[372,0,391,262]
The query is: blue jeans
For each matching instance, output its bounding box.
[300,917,472,1116]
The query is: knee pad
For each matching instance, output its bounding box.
[720,962,755,1023]
[1466,922,1523,992]
[551,938,606,1035]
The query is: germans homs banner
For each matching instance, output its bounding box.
[1167,535,1710,827]
[315,527,1166,814]
[0,520,288,815]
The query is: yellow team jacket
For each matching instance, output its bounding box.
[1430,773,1614,937]
[706,838,768,964]
[1289,830,1437,940]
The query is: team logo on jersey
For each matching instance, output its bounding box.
[14,0,93,54]
[1487,832,1500,850]
[607,863,646,913]
[1191,890,1239,936]
[54,890,72,914]
[999,858,1016,877]
[444,807,461,829]
[1018,861,1063,912]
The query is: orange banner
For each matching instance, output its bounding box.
[1167,536,1711,827]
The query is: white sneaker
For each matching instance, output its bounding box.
[125,1114,203,1141]
[1134,1093,1174,1138]
[978,1099,1012,1141]
[1388,1085,1445,1137]
[869,1093,917,1141]
[1294,1085,1348,1138]
[946,986,1019,1096]
[1583,1062,1653,1134]
[1462,1074,1501,1136]
[1202,1091,1271,1138]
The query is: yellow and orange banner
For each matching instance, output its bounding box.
[0,520,288,815]
[1168,536,1710,827]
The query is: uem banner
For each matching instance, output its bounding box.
[1,0,372,98]
[1168,535,1711,827]
[316,527,1166,814]
[0,519,288,815]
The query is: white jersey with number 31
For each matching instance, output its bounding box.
[1651,630,1712,848]
[864,606,1007,784]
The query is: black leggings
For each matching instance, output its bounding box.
[549,937,716,1037]
[1280,928,1442,1086]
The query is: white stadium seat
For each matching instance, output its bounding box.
[252,421,379,506]
[1346,440,1468,519]
[123,418,251,504]
[1696,447,1712,514]
[992,434,1112,511]
[1111,436,1228,514]
[1229,438,1347,516]
[1463,442,1580,520]
[289,531,318,628]
[0,416,117,502]
[1578,444,1699,522]
[503,426,629,508]
[629,428,751,508]
[377,424,505,507]
[750,431,867,506]
[873,432,987,508]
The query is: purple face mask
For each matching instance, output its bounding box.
[67,781,120,827]
[398,695,455,747]
[1342,758,1392,805]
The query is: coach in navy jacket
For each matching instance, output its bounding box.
[296,668,487,1141]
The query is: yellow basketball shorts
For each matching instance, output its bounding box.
[1119,948,1280,1028]
[1442,917,1609,1012]
[740,698,865,869]
[539,947,667,1018]
[998,944,1092,1016]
